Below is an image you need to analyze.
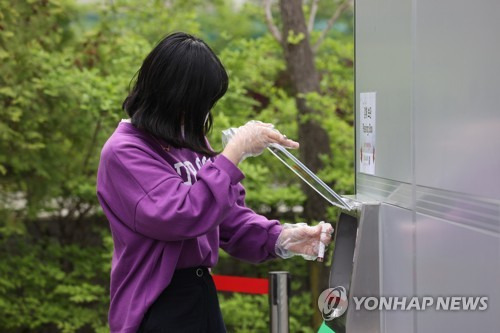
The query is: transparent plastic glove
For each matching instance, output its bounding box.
[221,120,299,164]
[275,222,334,261]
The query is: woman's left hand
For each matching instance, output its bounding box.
[275,222,334,261]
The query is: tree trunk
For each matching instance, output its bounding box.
[279,0,332,328]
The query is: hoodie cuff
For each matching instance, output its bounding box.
[265,223,283,258]
[213,154,245,185]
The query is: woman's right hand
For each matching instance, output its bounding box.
[222,121,299,165]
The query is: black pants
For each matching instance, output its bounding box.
[137,267,226,333]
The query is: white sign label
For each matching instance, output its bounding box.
[360,92,376,175]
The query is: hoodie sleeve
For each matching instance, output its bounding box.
[218,183,283,263]
[99,143,244,242]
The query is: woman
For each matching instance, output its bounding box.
[97,32,333,333]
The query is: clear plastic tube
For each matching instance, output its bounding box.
[267,144,353,211]
[221,126,352,211]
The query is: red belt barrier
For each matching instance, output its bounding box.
[212,274,269,295]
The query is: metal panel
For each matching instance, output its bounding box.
[354,0,500,332]
[416,185,500,234]
[357,174,412,210]
[414,0,500,200]
[379,204,415,333]
[415,213,500,333]
[346,203,381,333]
[327,199,381,333]
[356,0,413,183]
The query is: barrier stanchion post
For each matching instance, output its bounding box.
[269,271,290,333]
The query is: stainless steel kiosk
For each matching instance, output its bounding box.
[349,0,500,332]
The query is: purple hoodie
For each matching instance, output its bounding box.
[96,121,282,333]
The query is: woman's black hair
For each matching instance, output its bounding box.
[123,32,228,157]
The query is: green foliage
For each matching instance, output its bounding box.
[0,0,353,331]
[219,293,268,332]
[0,227,112,332]
[286,30,305,45]
[218,291,315,333]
